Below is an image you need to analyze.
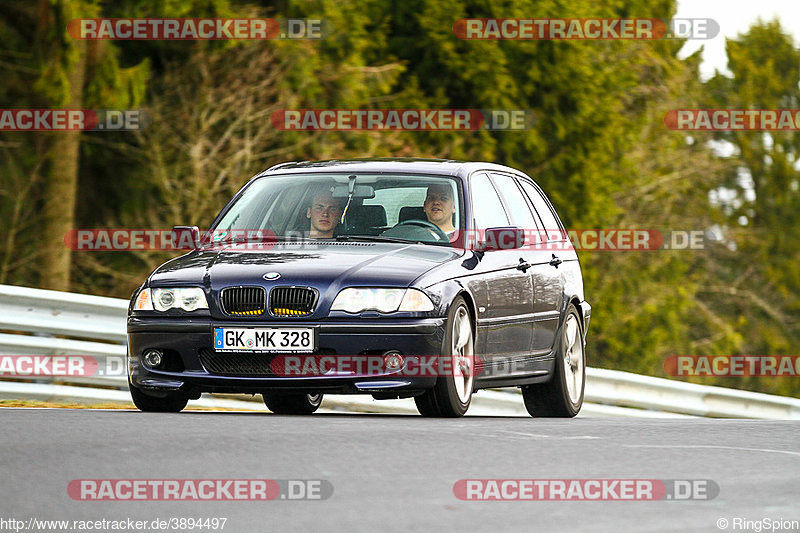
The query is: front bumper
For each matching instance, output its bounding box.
[127,316,445,395]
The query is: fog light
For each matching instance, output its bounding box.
[143,349,163,368]
[383,351,404,371]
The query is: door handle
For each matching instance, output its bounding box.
[549,254,562,268]
[517,258,531,272]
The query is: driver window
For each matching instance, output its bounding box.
[470,173,509,230]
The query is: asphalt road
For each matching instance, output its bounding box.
[1,409,798,532]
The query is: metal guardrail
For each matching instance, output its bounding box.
[586,368,800,419]
[0,284,798,419]
[0,284,128,343]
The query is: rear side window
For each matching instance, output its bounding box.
[470,173,509,229]
[518,179,563,236]
[489,173,540,231]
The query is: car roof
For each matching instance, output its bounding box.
[256,158,530,180]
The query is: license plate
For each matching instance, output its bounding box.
[214,328,315,353]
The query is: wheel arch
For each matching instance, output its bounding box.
[428,279,478,333]
[569,296,584,328]
[552,295,586,357]
[457,289,478,333]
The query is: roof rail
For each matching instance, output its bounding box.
[265,161,303,171]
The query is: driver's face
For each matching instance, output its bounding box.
[424,186,455,228]
[306,193,342,237]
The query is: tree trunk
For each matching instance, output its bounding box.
[40,40,86,291]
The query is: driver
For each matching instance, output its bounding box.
[423,183,457,239]
[306,189,342,239]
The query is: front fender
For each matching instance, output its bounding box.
[421,279,478,331]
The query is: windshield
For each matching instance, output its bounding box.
[213,173,463,246]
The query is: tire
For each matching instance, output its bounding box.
[129,382,188,413]
[521,303,585,417]
[263,393,322,414]
[414,296,474,417]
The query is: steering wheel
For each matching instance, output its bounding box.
[390,219,450,242]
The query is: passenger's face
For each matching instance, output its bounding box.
[306,193,341,236]
[424,186,456,227]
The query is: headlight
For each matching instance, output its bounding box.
[331,288,434,314]
[136,287,209,312]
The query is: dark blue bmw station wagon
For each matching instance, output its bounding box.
[127,159,591,417]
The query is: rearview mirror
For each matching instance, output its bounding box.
[331,184,375,199]
[481,227,525,251]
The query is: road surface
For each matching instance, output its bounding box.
[1,409,797,532]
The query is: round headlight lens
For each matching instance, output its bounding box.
[376,289,404,313]
[157,289,175,308]
[180,289,205,311]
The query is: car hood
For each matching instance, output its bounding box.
[149,242,462,292]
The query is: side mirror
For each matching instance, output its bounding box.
[481,227,525,251]
[172,225,200,250]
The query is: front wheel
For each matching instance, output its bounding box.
[521,303,585,417]
[263,393,323,414]
[415,296,474,417]
[129,383,188,413]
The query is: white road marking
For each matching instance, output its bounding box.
[493,429,600,439]
[623,444,800,458]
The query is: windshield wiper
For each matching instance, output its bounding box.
[334,235,450,246]
[198,233,311,249]
[336,234,435,245]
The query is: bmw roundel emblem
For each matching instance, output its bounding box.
[263,272,281,280]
